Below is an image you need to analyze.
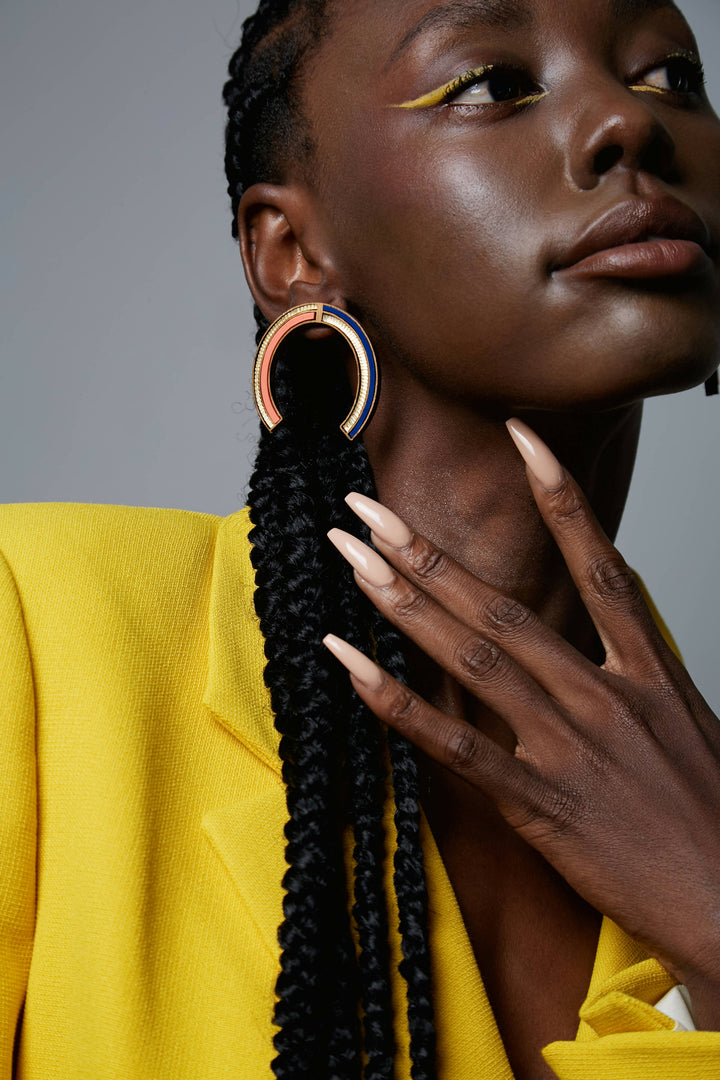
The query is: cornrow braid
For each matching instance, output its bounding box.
[224,0,327,240]
[224,4,437,1077]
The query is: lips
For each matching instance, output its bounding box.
[553,197,715,280]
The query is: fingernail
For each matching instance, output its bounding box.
[323,633,385,691]
[327,528,395,587]
[506,418,565,489]
[345,492,412,548]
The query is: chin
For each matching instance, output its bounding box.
[633,327,720,401]
[644,364,719,401]
[541,274,720,404]
[556,303,720,408]
[586,356,718,411]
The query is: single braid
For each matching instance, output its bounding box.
[324,443,396,1080]
[249,352,363,1078]
[388,734,437,1080]
[225,4,437,1076]
[368,617,436,1080]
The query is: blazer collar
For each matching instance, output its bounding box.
[202,507,282,775]
[200,515,681,783]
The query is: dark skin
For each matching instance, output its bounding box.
[238,0,720,1076]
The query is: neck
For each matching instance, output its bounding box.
[363,380,642,658]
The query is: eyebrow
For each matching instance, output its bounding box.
[612,0,678,18]
[387,0,681,69]
[387,0,533,67]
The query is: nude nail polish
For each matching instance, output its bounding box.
[344,492,413,548]
[327,528,395,587]
[322,633,385,691]
[506,418,565,489]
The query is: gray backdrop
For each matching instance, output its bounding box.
[2,0,719,703]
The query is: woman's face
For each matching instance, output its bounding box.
[298,0,720,412]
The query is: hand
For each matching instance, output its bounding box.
[324,419,720,1027]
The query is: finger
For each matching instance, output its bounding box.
[322,633,539,813]
[343,492,601,706]
[326,528,564,742]
[506,418,670,676]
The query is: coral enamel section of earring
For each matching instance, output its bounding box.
[252,305,320,431]
[251,303,380,439]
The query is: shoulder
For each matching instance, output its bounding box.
[0,501,242,572]
[0,502,254,627]
[0,501,223,554]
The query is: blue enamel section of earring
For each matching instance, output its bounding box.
[323,305,379,439]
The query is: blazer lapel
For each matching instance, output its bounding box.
[202,507,281,775]
[202,788,287,959]
[199,508,288,954]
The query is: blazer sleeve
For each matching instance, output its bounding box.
[0,549,36,1076]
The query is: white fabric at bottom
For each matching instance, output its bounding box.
[654,986,696,1032]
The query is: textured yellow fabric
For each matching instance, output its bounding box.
[0,503,717,1079]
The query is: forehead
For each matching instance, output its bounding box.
[316,0,684,72]
[387,0,677,60]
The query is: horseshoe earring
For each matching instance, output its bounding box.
[252,304,380,440]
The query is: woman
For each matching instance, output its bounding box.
[2,0,720,1077]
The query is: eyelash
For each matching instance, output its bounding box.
[436,51,705,109]
[629,51,705,98]
[440,64,540,108]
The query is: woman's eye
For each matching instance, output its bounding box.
[448,68,539,106]
[634,55,705,96]
[392,64,543,111]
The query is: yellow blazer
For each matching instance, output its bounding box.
[0,503,717,1079]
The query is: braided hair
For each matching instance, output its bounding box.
[223,3,437,1077]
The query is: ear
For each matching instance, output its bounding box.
[238,183,345,324]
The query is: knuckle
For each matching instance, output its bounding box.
[608,686,657,738]
[598,680,638,728]
[456,636,503,680]
[647,663,686,699]
[540,779,581,831]
[483,594,535,634]
[574,730,614,776]
[392,585,428,623]
[445,726,485,773]
[547,481,585,524]
[586,556,638,605]
[386,683,421,727]
[405,537,449,584]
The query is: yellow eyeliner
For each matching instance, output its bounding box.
[390,65,546,109]
[391,67,491,109]
[391,87,545,109]
[390,50,702,110]
[512,92,545,106]
[629,51,704,95]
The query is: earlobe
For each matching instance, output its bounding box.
[237,183,344,323]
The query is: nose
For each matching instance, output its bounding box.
[568,82,678,190]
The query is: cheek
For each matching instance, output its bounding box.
[322,115,720,411]
[328,125,543,364]
[677,123,720,219]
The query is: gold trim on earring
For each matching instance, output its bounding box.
[252,304,380,439]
